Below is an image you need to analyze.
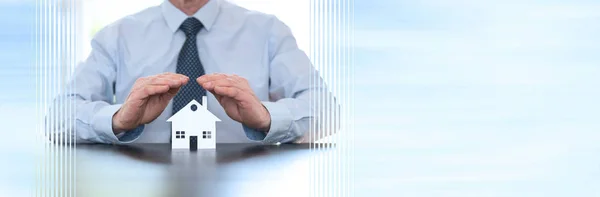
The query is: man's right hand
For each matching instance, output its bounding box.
[112,73,189,134]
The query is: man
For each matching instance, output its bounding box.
[58,0,332,144]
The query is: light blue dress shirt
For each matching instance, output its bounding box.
[63,0,327,144]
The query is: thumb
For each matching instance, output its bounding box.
[166,87,181,97]
[159,87,180,101]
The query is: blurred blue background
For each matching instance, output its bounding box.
[1,0,600,196]
[0,1,37,196]
[353,0,600,196]
[0,0,35,103]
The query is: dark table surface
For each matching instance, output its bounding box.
[76,143,325,197]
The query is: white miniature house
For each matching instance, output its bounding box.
[167,96,221,150]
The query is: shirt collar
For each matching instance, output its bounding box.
[162,0,220,33]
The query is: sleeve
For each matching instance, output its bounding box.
[46,24,144,144]
[243,17,338,144]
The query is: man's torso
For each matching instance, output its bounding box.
[103,1,279,143]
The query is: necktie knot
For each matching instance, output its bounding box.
[179,17,203,37]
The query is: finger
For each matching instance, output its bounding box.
[131,84,170,100]
[160,86,181,101]
[213,86,247,101]
[228,74,244,83]
[154,73,191,87]
[197,73,228,84]
[200,77,239,91]
[158,72,187,79]
[227,75,252,91]
[132,77,151,90]
[142,73,188,89]
[144,84,171,96]
[213,93,225,104]
[166,86,181,96]
[200,74,253,91]
[131,73,188,97]
[213,86,239,98]
[157,74,189,86]
[148,77,184,88]
[133,73,181,89]
[160,72,189,83]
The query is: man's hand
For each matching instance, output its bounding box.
[112,73,189,134]
[197,74,271,132]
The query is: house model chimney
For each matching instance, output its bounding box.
[202,96,207,109]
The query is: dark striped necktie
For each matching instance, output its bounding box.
[172,17,206,114]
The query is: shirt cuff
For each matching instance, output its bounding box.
[91,104,144,144]
[242,101,293,144]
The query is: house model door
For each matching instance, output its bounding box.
[190,136,198,151]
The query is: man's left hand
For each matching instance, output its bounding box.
[197,73,271,132]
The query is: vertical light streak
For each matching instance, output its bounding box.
[43,0,48,195]
[310,0,314,194]
[335,0,340,196]
[74,0,78,195]
[35,0,40,195]
[59,1,63,194]
[51,0,55,195]
[310,0,353,196]
[69,0,74,196]
[36,0,77,196]
[350,0,355,195]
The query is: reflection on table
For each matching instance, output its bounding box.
[76,143,326,197]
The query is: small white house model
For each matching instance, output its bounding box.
[167,96,221,150]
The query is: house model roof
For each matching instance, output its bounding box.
[167,97,221,122]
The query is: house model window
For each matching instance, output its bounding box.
[202,131,212,139]
[176,131,185,139]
